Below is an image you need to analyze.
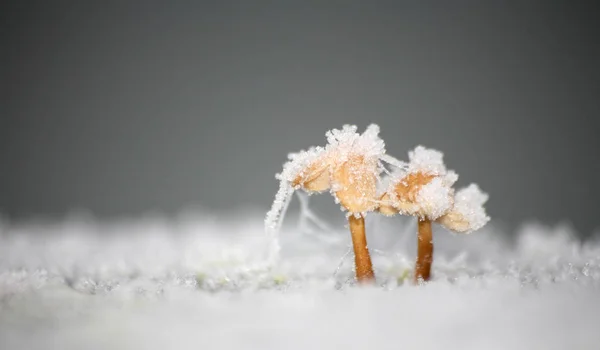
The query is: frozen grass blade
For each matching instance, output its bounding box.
[264,182,293,265]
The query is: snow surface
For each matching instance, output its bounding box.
[1,211,600,350]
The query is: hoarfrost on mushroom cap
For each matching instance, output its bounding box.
[384,146,458,220]
[407,145,448,175]
[327,124,386,214]
[438,184,490,233]
[325,124,386,161]
[415,177,455,220]
[277,146,328,185]
[390,146,458,190]
[453,184,490,231]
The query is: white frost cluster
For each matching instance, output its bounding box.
[325,124,386,162]
[439,184,490,233]
[406,146,459,185]
[415,177,455,220]
[407,146,449,176]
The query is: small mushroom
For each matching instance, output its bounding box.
[266,124,389,283]
[379,146,489,283]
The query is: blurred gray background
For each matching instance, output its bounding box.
[1,1,599,236]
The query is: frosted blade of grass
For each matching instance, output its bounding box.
[264,182,293,264]
[332,245,353,279]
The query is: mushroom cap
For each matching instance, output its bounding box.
[437,184,490,233]
[324,124,386,214]
[385,171,455,220]
[279,124,387,215]
[332,154,379,214]
[291,151,331,192]
[382,146,457,220]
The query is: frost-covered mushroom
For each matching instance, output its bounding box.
[379,146,489,283]
[265,124,392,283]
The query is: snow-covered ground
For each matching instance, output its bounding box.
[1,211,599,350]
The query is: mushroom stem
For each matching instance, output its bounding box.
[348,215,375,283]
[414,218,433,283]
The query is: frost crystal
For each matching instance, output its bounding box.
[438,184,490,233]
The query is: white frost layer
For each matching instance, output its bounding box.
[1,213,600,350]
